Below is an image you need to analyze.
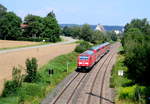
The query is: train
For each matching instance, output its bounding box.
[77,42,110,70]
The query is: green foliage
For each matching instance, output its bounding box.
[0,4,7,17]
[24,57,38,83]
[17,83,46,103]
[0,4,7,12]
[110,53,149,104]
[118,85,146,103]
[2,81,19,97]
[110,54,132,88]
[47,11,56,18]
[111,31,118,41]
[62,24,107,44]
[118,18,150,103]
[17,37,50,42]
[124,18,150,35]
[38,52,78,85]
[0,96,19,104]
[23,14,44,38]
[122,26,150,86]
[0,7,61,42]
[23,12,61,42]
[0,52,79,104]
[75,41,92,53]
[80,24,94,42]
[124,39,150,86]
[42,14,61,42]
[91,30,106,44]
[63,26,81,38]
[122,18,150,86]
[2,67,23,97]
[0,12,22,40]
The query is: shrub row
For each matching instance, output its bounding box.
[17,37,52,42]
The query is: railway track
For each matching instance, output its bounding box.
[86,50,115,104]
[50,72,88,104]
[76,43,119,104]
[46,43,119,104]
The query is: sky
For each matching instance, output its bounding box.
[0,0,150,26]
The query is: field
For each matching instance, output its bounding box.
[0,40,41,50]
[0,40,77,94]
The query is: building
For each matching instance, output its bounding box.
[95,24,105,32]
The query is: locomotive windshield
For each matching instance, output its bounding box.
[80,56,88,60]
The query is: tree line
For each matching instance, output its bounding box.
[0,4,119,43]
[63,24,118,44]
[122,18,150,86]
[0,4,61,42]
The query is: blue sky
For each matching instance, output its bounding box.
[1,0,150,25]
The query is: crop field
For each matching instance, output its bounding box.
[0,41,77,94]
[0,40,41,50]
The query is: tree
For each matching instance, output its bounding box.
[75,41,92,53]
[80,24,94,42]
[124,18,150,35]
[70,26,81,38]
[0,4,7,17]
[42,12,61,42]
[122,27,150,86]
[63,26,81,38]
[0,12,22,40]
[91,30,105,44]
[122,28,144,51]
[25,57,38,82]
[63,26,72,36]
[110,31,118,41]
[23,14,44,38]
[47,11,55,18]
[2,67,23,97]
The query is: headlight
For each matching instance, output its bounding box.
[85,62,88,64]
[79,62,82,64]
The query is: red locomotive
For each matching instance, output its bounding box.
[77,42,110,70]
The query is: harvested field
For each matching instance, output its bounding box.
[0,42,77,94]
[0,40,40,49]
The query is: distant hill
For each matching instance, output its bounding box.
[60,24,124,31]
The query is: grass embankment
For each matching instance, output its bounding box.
[110,47,149,104]
[0,52,79,104]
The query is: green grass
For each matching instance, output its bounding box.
[0,52,79,104]
[0,96,19,104]
[38,52,78,85]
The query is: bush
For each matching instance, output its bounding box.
[17,83,46,103]
[24,57,38,82]
[17,37,50,42]
[2,81,19,97]
[75,41,92,53]
[2,67,23,97]
[118,85,146,103]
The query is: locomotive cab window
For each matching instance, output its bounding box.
[80,56,88,60]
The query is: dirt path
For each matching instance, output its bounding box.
[0,37,77,94]
[0,40,40,49]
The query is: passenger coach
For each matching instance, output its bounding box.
[77,42,110,70]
